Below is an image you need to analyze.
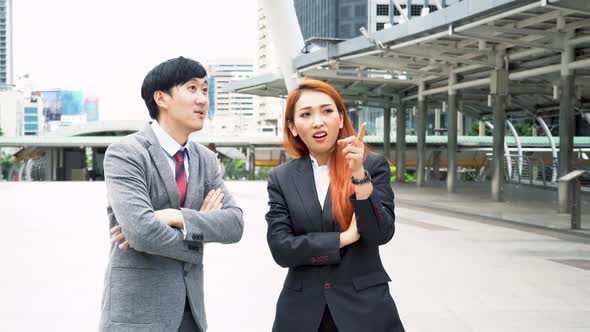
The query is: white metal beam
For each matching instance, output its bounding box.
[391,0,409,22]
[386,49,493,67]
[432,0,443,11]
[485,121,513,179]
[341,57,447,77]
[453,32,563,51]
[302,68,416,85]
[466,25,563,39]
[506,120,523,176]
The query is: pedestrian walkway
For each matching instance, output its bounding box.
[393,181,590,238]
[0,181,588,331]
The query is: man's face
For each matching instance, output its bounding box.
[159,77,209,133]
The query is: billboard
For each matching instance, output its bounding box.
[41,90,84,131]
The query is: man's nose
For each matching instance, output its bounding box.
[195,93,207,104]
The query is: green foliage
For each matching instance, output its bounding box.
[0,126,3,136]
[389,165,416,183]
[224,160,248,180]
[0,156,13,180]
[466,121,492,136]
[512,119,533,136]
[256,166,272,180]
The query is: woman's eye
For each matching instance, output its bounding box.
[300,112,310,118]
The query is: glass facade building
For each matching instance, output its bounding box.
[0,0,11,86]
[294,0,367,41]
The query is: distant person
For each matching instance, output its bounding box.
[265,80,405,331]
[100,56,244,331]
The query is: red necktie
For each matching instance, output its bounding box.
[174,150,188,207]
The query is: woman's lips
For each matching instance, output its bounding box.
[313,131,328,143]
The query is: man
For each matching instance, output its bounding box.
[99,57,244,331]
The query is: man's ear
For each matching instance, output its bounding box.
[154,90,168,110]
[288,121,298,137]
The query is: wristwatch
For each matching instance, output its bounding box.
[351,170,372,185]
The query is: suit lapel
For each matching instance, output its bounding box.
[292,155,323,229]
[183,146,201,210]
[143,125,181,208]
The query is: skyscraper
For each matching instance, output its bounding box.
[206,62,256,134]
[293,0,368,41]
[0,0,12,87]
[255,7,285,136]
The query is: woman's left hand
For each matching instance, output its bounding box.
[338,123,366,178]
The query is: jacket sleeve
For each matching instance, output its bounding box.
[104,142,202,264]
[266,169,341,268]
[350,154,395,247]
[180,155,244,244]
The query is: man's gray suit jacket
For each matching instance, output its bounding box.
[99,124,244,331]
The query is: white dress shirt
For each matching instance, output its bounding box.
[310,154,330,210]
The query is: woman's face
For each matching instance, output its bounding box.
[289,90,343,159]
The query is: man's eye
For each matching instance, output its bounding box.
[188,86,197,91]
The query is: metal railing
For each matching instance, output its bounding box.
[478,154,558,187]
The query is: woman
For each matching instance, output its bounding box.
[265,80,405,332]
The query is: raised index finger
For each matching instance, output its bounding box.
[357,122,366,142]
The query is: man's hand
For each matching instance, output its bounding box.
[339,213,360,248]
[110,189,225,249]
[200,189,224,211]
[110,225,130,249]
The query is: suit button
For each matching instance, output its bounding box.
[184,270,188,277]
[324,282,332,289]
[191,234,197,240]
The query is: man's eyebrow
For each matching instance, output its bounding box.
[186,78,208,84]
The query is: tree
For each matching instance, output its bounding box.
[0,126,3,137]
[512,119,533,136]
[224,160,248,180]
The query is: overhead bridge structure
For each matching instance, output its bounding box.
[226,0,590,211]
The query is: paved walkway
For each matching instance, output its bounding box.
[0,181,588,331]
[394,181,590,238]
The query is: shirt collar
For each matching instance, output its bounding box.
[150,120,190,159]
[309,154,328,170]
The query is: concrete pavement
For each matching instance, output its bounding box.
[0,181,588,331]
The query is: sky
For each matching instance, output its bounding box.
[13,0,259,121]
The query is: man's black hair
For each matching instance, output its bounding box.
[141,56,207,120]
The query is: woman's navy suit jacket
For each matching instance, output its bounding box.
[266,153,405,332]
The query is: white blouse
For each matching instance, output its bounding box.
[310,155,330,210]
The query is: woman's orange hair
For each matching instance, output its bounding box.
[283,79,364,230]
